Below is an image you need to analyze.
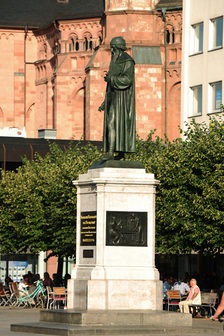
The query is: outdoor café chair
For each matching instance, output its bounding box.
[0,283,11,306]
[167,290,182,311]
[49,287,67,309]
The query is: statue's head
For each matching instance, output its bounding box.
[110,36,126,51]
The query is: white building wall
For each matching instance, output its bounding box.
[181,0,224,132]
[38,251,46,279]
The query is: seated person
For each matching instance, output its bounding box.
[19,274,35,304]
[5,276,13,290]
[63,273,71,288]
[173,279,190,297]
[43,272,53,289]
[52,273,62,287]
[179,278,201,314]
[163,276,174,298]
[0,282,5,295]
[18,274,30,296]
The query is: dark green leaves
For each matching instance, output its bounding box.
[0,141,101,258]
[129,117,224,255]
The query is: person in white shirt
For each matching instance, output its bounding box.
[18,274,29,295]
[19,274,35,305]
[173,280,190,296]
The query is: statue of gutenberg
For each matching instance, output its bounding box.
[99,36,136,161]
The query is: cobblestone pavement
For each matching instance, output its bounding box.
[0,307,49,336]
[0,307,223,336]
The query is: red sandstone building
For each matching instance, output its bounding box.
[0,0,182,279]
[0,0,182,142]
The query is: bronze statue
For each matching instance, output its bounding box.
[99,36,136,160]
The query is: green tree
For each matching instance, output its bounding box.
[130,117,224,255]
[0,117,223,264]
[0,141,101,260]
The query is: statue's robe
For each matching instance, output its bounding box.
[103,52,136,153]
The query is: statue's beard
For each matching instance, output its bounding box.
[112,49,120,62]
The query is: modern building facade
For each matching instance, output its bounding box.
[181,0,224,131]
[0,0,182,142]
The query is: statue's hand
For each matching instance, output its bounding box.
[98,101,105,111]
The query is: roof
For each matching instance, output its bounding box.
[155,0,182,9]
[0,0,105,29]
[0,137,102,164]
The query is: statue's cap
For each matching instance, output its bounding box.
[110,36,126,50]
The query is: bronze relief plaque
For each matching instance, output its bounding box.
[106,211,147,247]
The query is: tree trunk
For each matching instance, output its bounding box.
[57,255,63,281]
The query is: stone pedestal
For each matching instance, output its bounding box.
[68,166,162,310]
[11,165,193,336]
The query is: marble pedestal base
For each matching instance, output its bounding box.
[68,166,162,310]
[68,279,162,310]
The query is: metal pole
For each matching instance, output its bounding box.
[162,8,167,137]
[24,26,28,127]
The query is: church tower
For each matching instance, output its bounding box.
[105,0,159,11]
[104,0,160,42]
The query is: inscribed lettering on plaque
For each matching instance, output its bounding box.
[80,211,97,246]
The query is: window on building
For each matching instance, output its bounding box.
[68,34,78,52]
[166,26,175,44]
[98,35,102,45]
[166,29,170,44]
[190,85,202,116]
[84,37,88,50]
[69,38,75,52]
[210,16,223,49]
[191,22,203,54]
[75,41,79,51]
[209,81,222,112]
[83,34,92,51]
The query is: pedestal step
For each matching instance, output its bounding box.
[11,321,224,336]
[10,309,223,336]
[40,309,192,327]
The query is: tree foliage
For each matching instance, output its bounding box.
[129,117,224,255]
[0,117,223,258]
[0,142,101,258]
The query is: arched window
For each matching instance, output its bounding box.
[68,34,78,52]
[84,37,88,50]
[166,26,175,44]
[83,32,92,51]
[98,31,103,47]
[166,30,170,44]
[44,43,47,58]
[172,30,175,44]
[69,38,75,51]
